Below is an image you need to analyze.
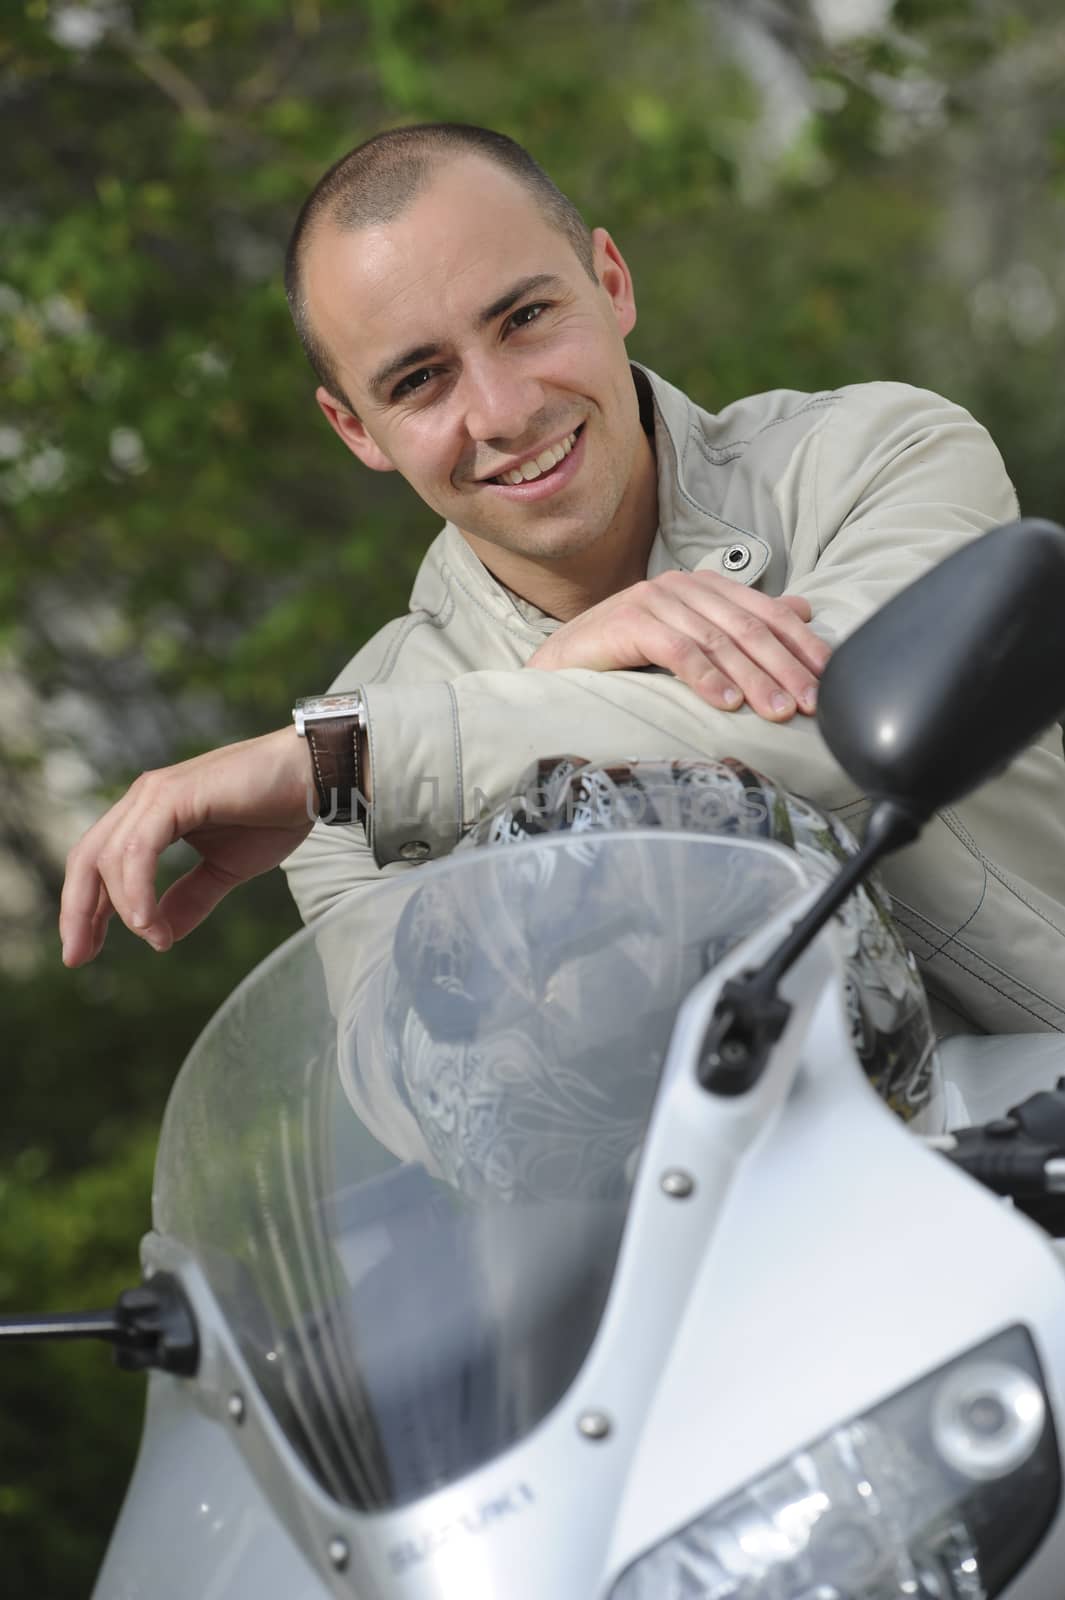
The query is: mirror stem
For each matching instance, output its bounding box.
[0,1311,122,1344]
[698,800,920,1095]
[0,1272,199,1375]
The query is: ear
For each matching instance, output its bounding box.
[590,228,637,339]
[315,387,396,473]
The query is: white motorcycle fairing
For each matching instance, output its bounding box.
[95,831,1065,1599]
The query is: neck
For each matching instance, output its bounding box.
[462,431,659,622]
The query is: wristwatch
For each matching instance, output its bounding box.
[293,691,367,826]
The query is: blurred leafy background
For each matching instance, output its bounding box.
[4,0,1065,1591]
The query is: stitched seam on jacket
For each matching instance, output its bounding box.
[893,900,1065,1025]
[832,802,870,824]
[942,805,1065,939]
[687,394,838,461]
[667,463,766,545]
[444,680,463,836]
[926,865,989,958]
[377,598,454,683]
[440,557,547,639]
[811,401,828,558]
[809,391,931,560]
[897,924,1060,1026]
[812,396,981,563]
[646,388,766,552]
[894,899,1035,985]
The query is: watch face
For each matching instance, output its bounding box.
[293,691,364,735]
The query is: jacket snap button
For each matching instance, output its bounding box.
[399,840,431,862]
[722,544,751,572]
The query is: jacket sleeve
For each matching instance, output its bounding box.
[360,384,1020,868]
[281,618,421,925]
[779,381,1019,643]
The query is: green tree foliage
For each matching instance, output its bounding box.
[4,1,1065,1591]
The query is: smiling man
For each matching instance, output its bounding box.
[300,150,659,613]
[60,123,1065,1038]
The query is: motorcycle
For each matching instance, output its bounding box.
[7,519,1065,1599]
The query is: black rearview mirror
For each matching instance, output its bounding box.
[703,517,1065,1098]
[816,518,1065,825]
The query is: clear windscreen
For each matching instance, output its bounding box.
[153,832,808,1510]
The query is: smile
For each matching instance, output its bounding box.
[488,427,582,486]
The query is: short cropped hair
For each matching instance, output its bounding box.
[284,123,596,408]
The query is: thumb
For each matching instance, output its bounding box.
[157,859,241,944]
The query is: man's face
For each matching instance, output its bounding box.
[303,158,653,570]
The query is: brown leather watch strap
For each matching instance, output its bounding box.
[305,716,363,825]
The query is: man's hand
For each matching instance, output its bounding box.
[60,727,312,967]
[525,570,831,720]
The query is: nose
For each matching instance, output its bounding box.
[460,353,544,444]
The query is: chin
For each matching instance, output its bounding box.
[520,532,608,564]
[520,512,617,561]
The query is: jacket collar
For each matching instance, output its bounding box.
[635,362,772,580]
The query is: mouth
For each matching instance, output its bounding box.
[479,424,586,501]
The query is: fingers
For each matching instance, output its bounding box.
[691,608,816,719]
[60,795,131,967]
[778,594,813,622]
[610,610,748,711]
[87,881,116,965]
[59,866,115,970]
[527,570,832,720]
[61,774,177,966]
[113,783,179,949]
[677,572,830,674]
[157,858,240,944]
[637,604,793,714]
[59,731,314,967]
[648,573,830,718]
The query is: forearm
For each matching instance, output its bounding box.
[359,666,860,866]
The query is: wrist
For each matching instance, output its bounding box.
[262,726,319,821]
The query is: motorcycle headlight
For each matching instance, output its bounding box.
[611,1326,1060,1600]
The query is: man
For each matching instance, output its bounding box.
[59,124,1065,1035]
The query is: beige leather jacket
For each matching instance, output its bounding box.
[283,364,1065,1035]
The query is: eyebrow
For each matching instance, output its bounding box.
[368,273,565,401]
[474,272,561,329]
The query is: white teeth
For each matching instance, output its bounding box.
[498,430,578,486]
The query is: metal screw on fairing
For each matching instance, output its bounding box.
[661,1169,695,1199]
[578,1410,612,1441]
[328,1537,350,1572]
[227,1392,245,1424]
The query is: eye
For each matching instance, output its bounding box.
[507,302,549,331]
[392,367,436,401]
